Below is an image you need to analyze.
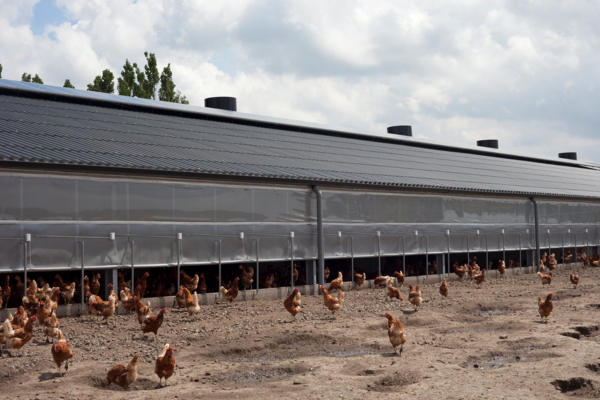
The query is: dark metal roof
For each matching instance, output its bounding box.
[0,81,600,199]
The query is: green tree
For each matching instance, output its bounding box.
[158,63,189,104]
[87,69,114,93]
[63,79,75,89]
[117,59,137,96]
[0,64,3,79]
[22,73,43,84]
[143,51,160,99]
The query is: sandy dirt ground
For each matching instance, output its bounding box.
[1,265,600,399]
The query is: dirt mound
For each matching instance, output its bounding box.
[551,378,600,396]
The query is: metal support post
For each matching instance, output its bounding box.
[130,240,135,294]
[466,234,469,271]
[377,232,381,276]
[22,241,28,292]
[548,229,551,259]
[350,237,354,289]
[561,233,565,267]
[79,241,85,310]
[290,236,295,288]
[425,236,429,279]
[575,234,577,266]
[530,198,541,272]
[176,239,181,290]
[402,236,406,275]
[485,235,489,271]
[586,229,589,260]
[502,229,506,263]
[217,239,222,297]
[255,239,259,294]
[312,186,324,288]
[519,234,522,272]
[446,231,450,279]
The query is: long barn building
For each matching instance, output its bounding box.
[0,78,599,305]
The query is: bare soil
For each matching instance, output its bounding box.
[2,266,600,399]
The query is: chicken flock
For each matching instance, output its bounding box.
[0,253,586,390]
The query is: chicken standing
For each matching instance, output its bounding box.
[538,293,553,322]
[220,276,240,304]
[473,269,486,288]
[198,273,207,294]
[60,282,76,305]
[183,288,201,317]
[14,276,25,299]
[318,285,344,317]
[3,317,34,357]
[293,264,299,285]
[51,329,73,375]
[408,284,422,310]
[497,260,506,275]
[134,296,152,325]
[439,279,449,298]
[135,272,150,298]
[386,285,404,302]
[323,266,330,282]
[1,276,11,308]
[107,354,140,390]
[354,273,366,287]
[92,295,117,324]
[394,271,405,287]
[175,286,186,308]
[283,288,301,319]
[537,271,553,285]
[142,307,166,340]
[239,265,254,290]
[374,276,393,288]
[155,344,176,387]
[384,313,407,355]
[328,272,343,292]
[570,273,579,289]
[42,308,60,343]
[37,299,52,327]
[180,270,199,292]
[89,273,101,296]
[454,263,467,279]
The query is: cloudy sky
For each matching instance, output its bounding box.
[1,0,600,163]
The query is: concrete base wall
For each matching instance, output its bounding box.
[0,262,581,320]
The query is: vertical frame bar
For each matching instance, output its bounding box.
[446,231,450,279]
[176,239,181,290]
[485,235,489,271]
[561,233,565,268]
[79,241,85,310]
[402,236,405,276]
[350,237,354,289]
[23,241,28,295]
[425,236,429,279]
[291,237,295,289]
[130,240,135,294]
[519,233,522,272]
[217,239,222,298]
[377,233,381,276]
[466,234,469,272]
[255,239,259,295]
[502,229,505,263]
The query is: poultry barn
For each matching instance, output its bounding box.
[0,77,600,308]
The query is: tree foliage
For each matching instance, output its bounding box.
[158,63,189,104]
[0,64,3,79]
[87,69,114,93]
[117,52,188,104]
[63,79,75,89]
[22,73,44,84]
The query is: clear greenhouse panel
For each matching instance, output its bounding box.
[0,172,599,271]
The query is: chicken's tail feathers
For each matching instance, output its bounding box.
[158,343,169,358]
[537,272,543,278]
[220,286,227,296]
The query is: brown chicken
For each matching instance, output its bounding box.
[262,273,275,288]
[22,294,39,317]
[60,282,76,305]
[538,293,553,322]
[54,274,72,292]
[92,295,117,323]
[562,251,573,263]
[239,265,254,290]
[318,285,344,316]
[180,270,199,292]
[183,288,200,317]
[142,307,166,339]
[108,354,140,390]
[26,278,39,297]
[394,271,405,287]
[118,272,131,292]
[89,273,101,296]
[155,344,176,387]
[386,285,404,302]
[51,329,73,375]
[454,263,467,279]
[1,275,11,308]
[284,288,301,318]
[135,272,150,298]
[175,286,186,308]
[328,272,343,292]
[570,273,579,289]
[473,269,486,288]
[547,254,557,270]
[134,296,152,325]
[537,271,553,285]
[354,273,366,287]
[374,276,392,288]
[324,266,330,282]
[14,276,25,299]
[408,284,422,310]
[439,278,449,298]
[198,273,207,294]
[220,276,240,304]
[120,288,137,313]
[37,299,52,327]
[3,316,36,357]
[497,260,506,275]
[293,264,299,285]
[43,308,60,342]
[384,313,407,355]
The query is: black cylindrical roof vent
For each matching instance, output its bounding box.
[387,125,412,137]
[205,97,237,111]
[477,139,499,149]
[558,152,577,160]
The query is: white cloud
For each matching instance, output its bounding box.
[1,0,600,163]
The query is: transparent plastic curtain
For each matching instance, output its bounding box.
[2,173,600,271]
